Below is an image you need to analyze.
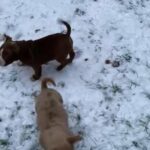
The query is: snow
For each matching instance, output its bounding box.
[0,0,150,149]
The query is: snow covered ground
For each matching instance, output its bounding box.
[0,0,150,149]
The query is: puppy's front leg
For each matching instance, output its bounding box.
[31,65,42,81]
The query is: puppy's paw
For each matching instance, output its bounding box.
[56,65,63,71]
[17,61,25,66]
[31,75,40,81]
[30,76,36,81]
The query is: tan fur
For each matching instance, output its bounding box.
[36,78,81,150]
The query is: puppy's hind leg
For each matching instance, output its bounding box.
[68,50,75,63]
[56,58,70,71]
[56,48,75,71]
[31,65,42,81]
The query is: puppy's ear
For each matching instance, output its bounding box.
[67,135,82,144]
[4,34,12,42]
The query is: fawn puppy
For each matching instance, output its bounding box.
[36,78,81,150]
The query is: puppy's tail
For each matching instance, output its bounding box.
[58,19,71,36]
[41,78,56,90]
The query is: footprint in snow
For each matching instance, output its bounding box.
[75,50,83,59]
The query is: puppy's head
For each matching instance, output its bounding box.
[0,35,19,66]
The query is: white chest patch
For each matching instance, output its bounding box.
[0,49,6,66]
[66,54,70,59]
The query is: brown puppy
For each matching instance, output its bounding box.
[36,78,81,150]
[0,20,75,80]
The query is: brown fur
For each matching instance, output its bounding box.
[36,78,81,150]
[0,20,75,80]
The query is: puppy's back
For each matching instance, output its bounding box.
[36,78,66,126]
